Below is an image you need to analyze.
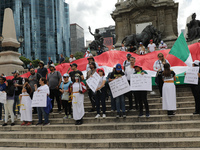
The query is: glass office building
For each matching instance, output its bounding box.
[0,0,70,64]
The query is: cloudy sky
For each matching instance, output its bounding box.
[65,0,200,43]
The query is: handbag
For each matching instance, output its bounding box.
[61,82,69,101]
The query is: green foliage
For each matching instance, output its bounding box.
[65,57,70,63]
[19,56,31,68]
[32,59,40,68]
[54,63,59,66]
[74,52,84,60]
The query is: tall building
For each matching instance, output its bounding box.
[70,23,84,54]
[0,0,70,64]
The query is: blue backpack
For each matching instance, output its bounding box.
[44,96,52,114]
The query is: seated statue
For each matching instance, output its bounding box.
[88,26,104,50]
[187,13,200,41]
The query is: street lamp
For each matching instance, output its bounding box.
[18,35,24,54]
[18,35,24,43]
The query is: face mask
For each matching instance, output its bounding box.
[75,77,79,80]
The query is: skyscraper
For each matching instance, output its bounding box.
[0,0,70,64]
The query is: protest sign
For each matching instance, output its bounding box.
[0,92,6,104]
[31,92,47,107]
[109,76,130,98]
[130,74,152,91]
[86,72,101,93]
[184,67,199,85]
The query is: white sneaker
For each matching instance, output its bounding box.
[150,91,156,95]
[102,114,106,118]
[17,114,21,120]
[95,114,100,119]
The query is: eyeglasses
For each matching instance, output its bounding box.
[158,56,163,58]
[63,76,68,78]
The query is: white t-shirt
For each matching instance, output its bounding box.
[125,65,135,81]
[148,43,156,52]
[85,53,93,58]
[123,60,131,69]
[69,57,76,63]
[159,43,167,50]
[97,76,106,89]
[120,46,127,51]
[37,84,50,95]
[153,59,170,71]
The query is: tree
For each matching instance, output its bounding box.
[19,56,31,68]
[74,52,84,60]
[32,59,40,68]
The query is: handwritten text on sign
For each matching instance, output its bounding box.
[31,92,47,107]
[184,67,199,85]
[0,92,7,104]
[130,74,152,91]
[109,76,130,98]
[86,72,101,93]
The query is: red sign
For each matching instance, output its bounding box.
[103,37,113,51]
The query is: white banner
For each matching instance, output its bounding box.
[184,67,199,85]
[0,92,7,104]
[31,92,47,107]
[130,74,152,91]
[86,72,101,93]
[109,76,130,98]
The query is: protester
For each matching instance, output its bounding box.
[0,76,6,120]
[134,63,149,117]
[85,50,93,58]
[37,61,48,78]
[28,62,34,71]
[86,62,97,112]
[28,68,42,114]
[94,68,107,118]
[96,46,103,56]
[67,63,84,82]
[59,54,65,64]
[188,60,200,114]
[1,73,6,77]
[19,79,32,126]
[138,42,146,55]
[47,64,62,113]
[128,45,137,53]
[159,40,168,50]
[86,56,99,72]
[69,54,76,63]
[35,77,50,126]
[12,70,23,119]
[123,53,131,71]
[47,57,53,68]
[120,43,127,51]
[153,53,170,98]
[147,39,156,53]
[59,73,73,119]
[162,63,176,116]
[110,45,116,51]
[109,64,126,118]
[125,57,136,110]
[107,65,116,111]
[69,74,86,125]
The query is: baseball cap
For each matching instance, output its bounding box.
[39,61,44,65]
[116,64,122,71]
[49,64,55,68]
[63,73,69,77]
[150,39,153,42]
[126,53,131,57]
[139,42,142,44]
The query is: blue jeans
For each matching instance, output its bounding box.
[13,95,20,115]
[116,95,125,113]
[110,91,116,111]
[37,107,49,124]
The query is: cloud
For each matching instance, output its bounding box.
[66,0,200,43]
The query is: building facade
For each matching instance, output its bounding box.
[70,23,84,54]
[0,0,70,64]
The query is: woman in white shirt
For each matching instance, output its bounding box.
[153,53,169,98]
[34,77,50,126]
[94,68,107,119]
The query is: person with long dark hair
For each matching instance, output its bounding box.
[153,53,170,99]
[162,63,176,116]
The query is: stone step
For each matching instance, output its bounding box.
[0,128,200,139]
[2,120,200,131]
[0,138,200,148]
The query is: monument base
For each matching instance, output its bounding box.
[0,51,24,76]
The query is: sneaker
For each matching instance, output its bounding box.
[11,123,15,126]
[122,112,126,118]
[26,122,32,126]
[146,113,150,118]
[95,114,100,119]
[116,112,120,118]
[68,115,72,119]
[102,114,106,118]
[21,122,26,126]
[17,115,21,120]
[36,123,42,126]
[2,123,7,126]
[63,115,68,119]
[43,123,50,126]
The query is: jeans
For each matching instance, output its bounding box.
[62,100,72,115]
[13,95,20,115]
[37,107,49,124]
[88,89,96,110]
[50,89,61,111]
[135,91,149,115]
[95,87,106,114]
[116,95,125,113]
[110,91,116,111]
